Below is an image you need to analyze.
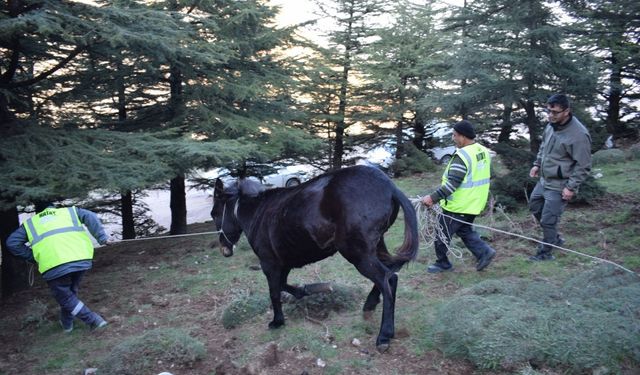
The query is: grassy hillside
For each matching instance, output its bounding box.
[0,155,638,375]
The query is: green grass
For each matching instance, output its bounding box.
[593,158,640,194]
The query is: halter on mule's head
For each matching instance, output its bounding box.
[211,178,242,257]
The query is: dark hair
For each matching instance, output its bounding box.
[547,94,570,110]
[34,200,54,213]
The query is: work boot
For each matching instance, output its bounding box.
[60,310,74,333]
[476,248,496,271]
[60,320,73,333]
[536,236,564,252]
[528,253,555,261]
[427,262,453,273]
[90,314,108,330]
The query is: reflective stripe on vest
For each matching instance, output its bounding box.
[24,207,94,274]
[440,143,491,215]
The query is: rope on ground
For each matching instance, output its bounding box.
[410,197,637,275]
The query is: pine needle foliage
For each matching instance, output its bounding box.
[433,265,640,372]
[0,124,248,209]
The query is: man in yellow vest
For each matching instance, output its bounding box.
[6,201,111,332]
[421,120,496,273]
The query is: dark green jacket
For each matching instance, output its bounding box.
[534,115,592,192]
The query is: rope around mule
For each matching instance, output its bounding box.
[410,197,637,275]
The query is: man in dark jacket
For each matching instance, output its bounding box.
[528,94,592,261]
[6,201,111,332]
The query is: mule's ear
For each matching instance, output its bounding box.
[214,178,224,198]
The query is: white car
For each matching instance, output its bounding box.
[430,145,457,164]
[244,164,308,188]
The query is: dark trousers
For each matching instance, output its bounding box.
[47,271,99,327]
[434,211,493,266]
[528,182,567,254]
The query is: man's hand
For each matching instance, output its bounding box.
[529,165,539,178]
[422,195,434,207]
[562,187,575,201]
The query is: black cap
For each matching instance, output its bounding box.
[453,120,476,139]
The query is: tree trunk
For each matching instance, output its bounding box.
[121,190,135,239]
[332,59,350,170]
[1,206,29,299]
[524,100,541,154]
[412,115,425,152]
[394,79,408,164]
[170,175,187,235]
[605,48,622,136]
[497,102,513,143]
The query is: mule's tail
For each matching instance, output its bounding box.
[387,186,419,271]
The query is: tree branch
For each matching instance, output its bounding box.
[3,45,86,89]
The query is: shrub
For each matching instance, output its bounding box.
[98,328,205,375]
[392,143,436,177]
[221,293,270,329]
[627,143,640,160]
[282,283,361,321]
[593,149,626,165]
[432,266,640,372]
[573,175,607,204]
[221,283,362,328]
[22,299,49,329]
[490,143,537,211]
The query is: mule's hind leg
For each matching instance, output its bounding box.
[363,238,393,314]
[350,255,398,353]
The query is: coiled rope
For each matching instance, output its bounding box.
[410,197,637,275]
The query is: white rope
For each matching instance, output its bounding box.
[28,262,35,287]
[116,230,220,243]
[411,197,637,275]
[412,199,464,260]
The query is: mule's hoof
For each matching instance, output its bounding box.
[376,343,390,353]
[268,321,284,329]
[362,310,374,321]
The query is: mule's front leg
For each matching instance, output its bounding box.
[264,266,285,329]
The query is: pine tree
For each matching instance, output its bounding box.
[437,0,598,152]
[312,0,392,169]
[560,0,640,137]
[360,0,447,163]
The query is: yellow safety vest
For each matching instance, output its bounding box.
[23,207,94,274]
[439,143,491,215]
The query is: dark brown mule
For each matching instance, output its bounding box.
[211,165,419,352]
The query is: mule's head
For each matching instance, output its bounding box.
[211,178,242,257]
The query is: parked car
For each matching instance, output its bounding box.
[245,164,308,188]
[195,164,309,189]
[430,145,457,164]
